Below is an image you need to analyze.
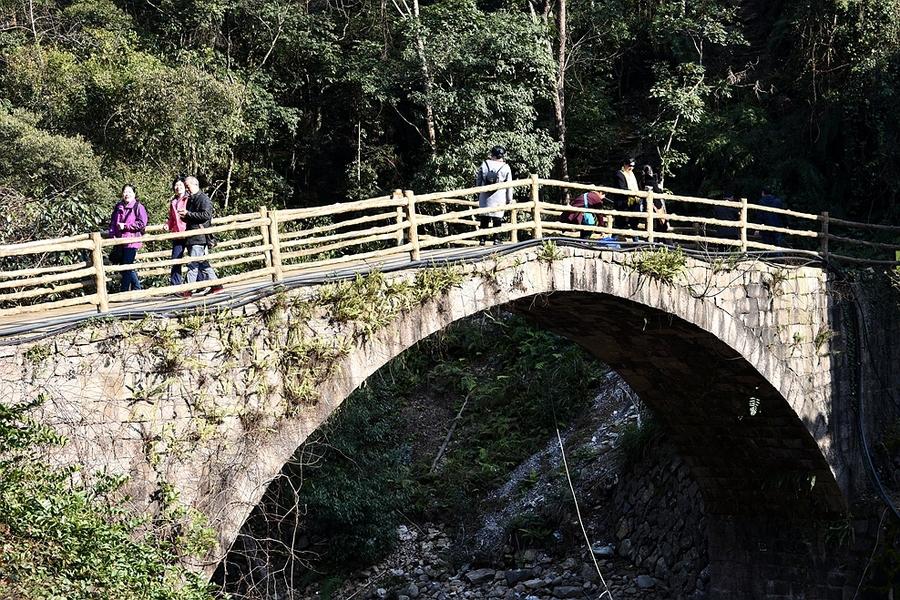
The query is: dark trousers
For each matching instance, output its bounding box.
[119,247,141,292]
[478,216,502,241]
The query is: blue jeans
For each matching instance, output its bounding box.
[186,245,217,284]
[170,243,185,286]
[119,247,141,292]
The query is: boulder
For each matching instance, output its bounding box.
[552,585,583,598]
[465,569,496,585]
[505,569,534,586]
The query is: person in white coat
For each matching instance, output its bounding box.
[475,145,513,244]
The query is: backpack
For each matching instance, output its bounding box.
[482,161,505,185]
[581,193,597,226]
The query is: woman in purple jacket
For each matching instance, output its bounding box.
[108,183,148,292]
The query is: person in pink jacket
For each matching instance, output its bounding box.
[107,183,148,292]
[167,176,190,286]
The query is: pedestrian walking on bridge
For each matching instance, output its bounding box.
[178,176,223,298]
[475,145,513,245]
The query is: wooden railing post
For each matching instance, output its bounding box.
[90,232,108,313]
[739,197,748,252]
[645,191,655,244]
[820,211,829,261]
[393,190,405,246]
[259,206,273,270]
[404,190,421,261]
[510,208,519,243]
[269,210,284,282]
[530,174,542,239]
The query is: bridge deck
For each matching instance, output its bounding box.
[0,245,491,340]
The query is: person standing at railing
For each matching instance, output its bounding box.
[177,176,223,298]
[475,145,513,245]
[755,188,786,247]
[712,192,741,248]
[167,175,190,286]
[640,164,668,233]
[612,157,641,235]
[107,183,148,292]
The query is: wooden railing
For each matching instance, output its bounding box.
[1,177,898,317]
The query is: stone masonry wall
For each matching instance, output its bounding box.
[613,438,708,600]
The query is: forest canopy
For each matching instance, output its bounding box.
[0,0,897,241]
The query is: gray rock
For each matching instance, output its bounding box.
[523,578,546,589]
[552,585,583,598]
[465,569,496,585]
[654,556,669,579]
[591,544,615,558]
[375,588,387,599]
[505,569,534,586]
[580,564,599,583]
[404,583,420,598]
[636,575,656,589]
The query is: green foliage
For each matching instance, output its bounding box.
[257,381,413,570]
[0,0,897,236]
[813,327,834,353]
[0,399,215,600]
[890,267,900,299]
[317,267,462,336]
[537,239,563,262]
[629,246,687,284]
[23,344,51,365]
[0,105,110,242]
[618,418,661,468]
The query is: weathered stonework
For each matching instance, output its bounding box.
[0,244,896,598]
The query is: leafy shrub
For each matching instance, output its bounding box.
[629,246,687,284]
[0,398,215,600]
[618,417,660,467]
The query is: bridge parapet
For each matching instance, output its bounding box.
[1,176,898,324]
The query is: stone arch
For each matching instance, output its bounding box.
[210,249,845,597]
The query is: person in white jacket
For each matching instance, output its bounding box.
[475,145,513,244]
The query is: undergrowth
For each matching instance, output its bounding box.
[0,398,215,600]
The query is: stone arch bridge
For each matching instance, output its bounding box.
[0,242,897,598]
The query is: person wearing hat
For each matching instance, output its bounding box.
[612,157,640,234]
[475,145,513,244]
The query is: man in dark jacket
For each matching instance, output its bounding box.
[755,188,786,247]
[178,176,222,297]
[612,157,640,234]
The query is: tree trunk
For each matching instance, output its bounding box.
[539,0,568,181]
[223,149,234,211]
[412,0,437,151]
[554,0,568,181]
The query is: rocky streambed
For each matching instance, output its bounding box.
[298,372,710,600]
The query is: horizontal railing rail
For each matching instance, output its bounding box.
[0,176,898,317]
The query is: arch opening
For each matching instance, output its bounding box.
[213,280,846,599]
